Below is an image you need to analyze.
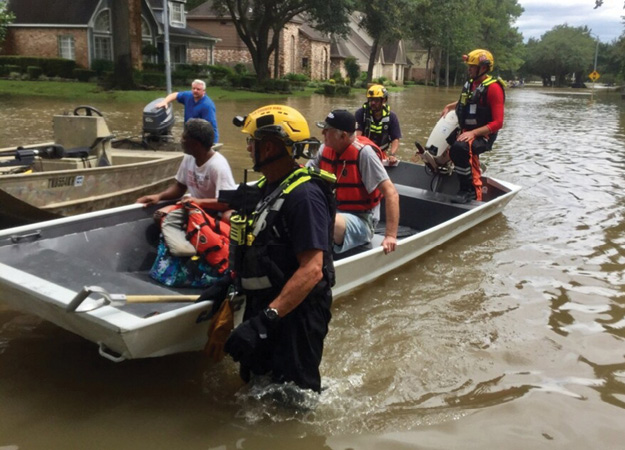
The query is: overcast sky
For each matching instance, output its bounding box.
[514,0,624,43]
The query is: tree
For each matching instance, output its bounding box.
[476,0,525,74]
[407,0,523,86]
[0,0,15,51]
[111,0,142,90]
[344,56,360,86]
[186,0,205,11]
[594,1,625,8]
[355,0,412,83]
[527,25,596,86]
[212,0,352,83]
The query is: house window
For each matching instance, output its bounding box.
[95,36,112,61]
[172,44,187,65]
[141,16,156,62]
[302,58,309,69]
[169,2,185,27]
[94,9,111,32]
[94,9,113,61]
[58,35,75,60]
[141,17,152,43]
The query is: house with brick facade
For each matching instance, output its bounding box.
[187,3,410,84]
[404,40,436,82]
[186,3,331,80]
[330,12,407,84]
[2,0,218,69]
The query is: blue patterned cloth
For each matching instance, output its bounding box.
[150,236,221,288]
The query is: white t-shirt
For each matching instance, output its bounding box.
[175,153,236,198]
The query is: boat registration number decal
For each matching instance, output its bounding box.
[48,175,84,188]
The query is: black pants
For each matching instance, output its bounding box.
[449,137,491,191]
[241,290,332,393]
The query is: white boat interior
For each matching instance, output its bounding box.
[0,162,520,361]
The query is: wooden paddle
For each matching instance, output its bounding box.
[66,285,200,312]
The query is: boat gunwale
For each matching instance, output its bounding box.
[0,166,522,359]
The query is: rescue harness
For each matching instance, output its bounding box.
[361,103,392,151]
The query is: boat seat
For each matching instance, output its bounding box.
[333,222,419,260]
[333,241,373,260]
[10,248,202,318]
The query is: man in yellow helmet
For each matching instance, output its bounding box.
[441,49,505,203]
[355,84,402,164]
[224,105,336,393]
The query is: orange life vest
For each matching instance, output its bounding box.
[319,136,384,211]
[161,202,230,274]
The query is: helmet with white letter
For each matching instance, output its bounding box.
[234,104,320,160]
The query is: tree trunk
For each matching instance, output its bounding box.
[111,0,140,90]
[252,44,271,83]
[273,35,280,79]
[445,46,450,87]
[366,37,380,84]
[435,47,442,87]
[425,48,431,85]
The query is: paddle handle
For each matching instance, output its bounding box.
[125,295,198,303]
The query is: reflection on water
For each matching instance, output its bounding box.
[1,87,625,448]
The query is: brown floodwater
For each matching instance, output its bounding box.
[0,86,624,449]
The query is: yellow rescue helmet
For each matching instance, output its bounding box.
[366,84,388,100]
[463,49,494,72]
[235,105,319,159]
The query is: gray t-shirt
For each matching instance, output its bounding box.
[307,140,390,220]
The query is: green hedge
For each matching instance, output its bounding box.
[207,64,235,83]
[2,64,21,75]
[258,79,291,93]
[142,71,166,88]
[74,68,96,82]
[231,73,258,89]
[0,56,77,78]
[27,66,43,79]
[316,83,351,96]
[91,59,114,75]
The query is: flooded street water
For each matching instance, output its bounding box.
[1,86,624,449]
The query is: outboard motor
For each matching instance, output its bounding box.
[142,98,175,144]
[414,110,458,175]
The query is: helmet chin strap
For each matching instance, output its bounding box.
[253,145,290,172]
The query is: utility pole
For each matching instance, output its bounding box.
[163,0,172,94]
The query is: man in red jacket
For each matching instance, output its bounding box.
[308,109,399,255]
[442,49,505,203]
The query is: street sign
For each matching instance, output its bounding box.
[589,71,601,82]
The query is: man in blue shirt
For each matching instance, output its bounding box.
[156,79,219,143]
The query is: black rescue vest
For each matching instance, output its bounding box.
[234,167,337,303]
[361,103,392,151]
[455,76,506,143]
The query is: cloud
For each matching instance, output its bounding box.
[515,0,624,42]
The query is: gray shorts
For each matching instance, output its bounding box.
[334,212,375,254]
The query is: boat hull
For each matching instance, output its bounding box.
[0,149,182,227]
[0,162,521,360]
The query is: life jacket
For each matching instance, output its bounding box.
[361,103,392,151]
[319,136,384,212]
[233,166,336,299]
[161,202,230,274]
[455,75,506,145]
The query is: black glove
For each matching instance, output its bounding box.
[224,312,276,366]
[196,271,233,317]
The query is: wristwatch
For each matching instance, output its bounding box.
[263,307,280,322]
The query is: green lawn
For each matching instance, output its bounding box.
[0,79,318,102]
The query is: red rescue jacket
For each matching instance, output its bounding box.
[161,202,230,274]
[319,136,384,211]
